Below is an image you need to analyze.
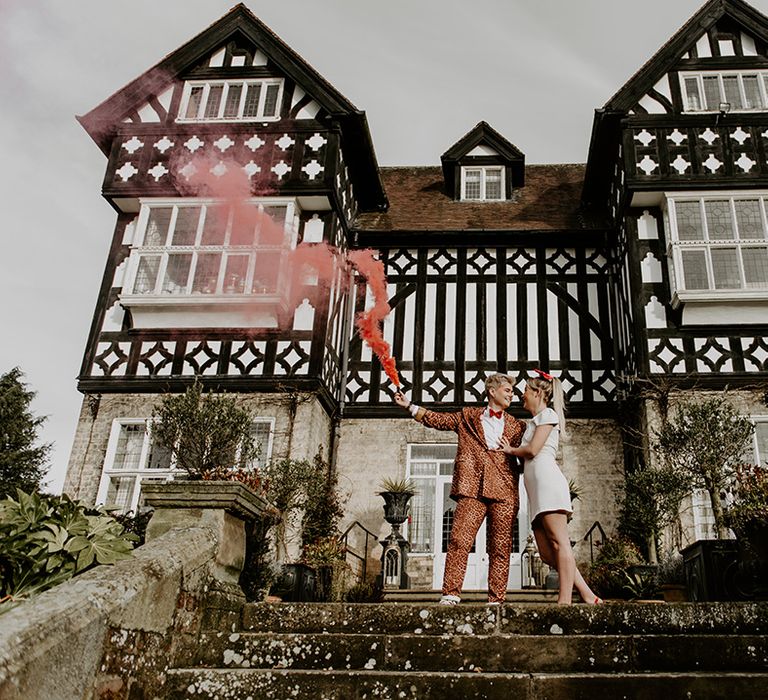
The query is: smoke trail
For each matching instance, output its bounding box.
[347,250,400,388]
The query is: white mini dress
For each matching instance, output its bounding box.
[521,407,572,523]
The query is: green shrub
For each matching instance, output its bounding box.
[587,536,644,599]
[343,578,384,603]
[0,490,136,602]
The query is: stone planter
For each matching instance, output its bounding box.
[734,519,768,600]
[271,563,317,602]
[142,480,275,593]
[380,491,413,527]
[681,539,740,602]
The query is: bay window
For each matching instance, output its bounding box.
[666,194,768,300]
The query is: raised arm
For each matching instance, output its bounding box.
[394,391,461,432]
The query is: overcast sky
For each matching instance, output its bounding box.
[3,0,767,494]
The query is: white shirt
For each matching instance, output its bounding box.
[409,403,504,450]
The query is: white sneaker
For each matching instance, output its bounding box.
[439,595,460,606]
[487,601,501,605]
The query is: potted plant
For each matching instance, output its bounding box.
[657,550,687,602]
[378,477,416,528]
[653,394,754,601]
[586,536,644,601]
[725,462,768,600]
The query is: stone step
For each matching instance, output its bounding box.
[195,631,768,673]
[239,601,768,637]
[165,668,768,699]
[382,588,557,603]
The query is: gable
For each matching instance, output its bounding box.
[606,0,768,114]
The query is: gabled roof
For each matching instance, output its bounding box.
[78,4,357,150]
[606,0,768,111]
[353,164,604,232]
[441,121,525,163]
[440,121,526,194]
[77,4,387,210]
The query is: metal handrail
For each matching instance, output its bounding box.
[583,521,606,564]
[339,520,378,582]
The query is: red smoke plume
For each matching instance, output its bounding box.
[347,250,400,388]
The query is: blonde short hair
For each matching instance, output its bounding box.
[484,373,514,393]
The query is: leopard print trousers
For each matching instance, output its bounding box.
[442,496,519,603]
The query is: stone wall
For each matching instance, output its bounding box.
[63,391,332,506]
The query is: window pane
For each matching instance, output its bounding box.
[755,423,768,466]
[201,206,227,246]
[105,476,137,512]
[230,207,257,246]
[263,84,280,117]
[464,170,481,199]
[743,246,768,287]
[410,462,437,476]
[684,77,702,111]
[113,424,146,470]
[722,75,743,109]
[703,75,721,110]
[162,253,193,294]
[710,247,741,288]
[439,462,454,476]
[704,200,734,240]
[252,251,281,293]
[223,255,249,294]
[408,479,435,553]
[675,201,704,241]
[171,207,200,246]
[144,207,172,246]
[247,422,272,470]
[743,75,763,109]
[734,199,763,239]
[223,83,243,118]
[185,86,204,119]
[259,206,288,244]
[485,169,502,200]
[204,84,224,118]
[411,444,458,460]
[680,249,709,289]
[147,439,172,470]
[133,255,162,294]
[243,83,262,117]
[192,253,222,294]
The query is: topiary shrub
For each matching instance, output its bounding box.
[0,490,136,603]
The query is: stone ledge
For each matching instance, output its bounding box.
[141,479,273,522]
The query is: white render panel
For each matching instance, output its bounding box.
[445,282,457,360]
[423,284,436,361]
[465,284,476,362]
[485,282,497,361]
[546,289,560,361]
[526,283,538,361]
[506,284,517,361]
[401,292,415,362]
[567,282,581,361]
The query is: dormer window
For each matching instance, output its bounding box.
[461,166,504,201]
[681,71,768,112]
[178,78,283,122]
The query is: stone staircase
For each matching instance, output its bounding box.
[165,601,768,699]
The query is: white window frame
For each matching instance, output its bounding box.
[460,166,505,201]
[177,78,284,123]
[122,198,299,307]
[680,70,768,112]
[691,415,768,539]
[664,192,768,304]
[96,417,276,514]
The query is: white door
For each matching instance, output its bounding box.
[406,444,529,592]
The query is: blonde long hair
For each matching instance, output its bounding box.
[526,376,568,439]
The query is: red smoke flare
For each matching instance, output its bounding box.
[347,250,401,388]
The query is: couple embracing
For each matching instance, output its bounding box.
[394,371,602,606]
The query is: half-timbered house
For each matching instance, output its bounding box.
[64,0,768,591]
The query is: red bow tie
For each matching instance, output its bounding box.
[489,409,504,419]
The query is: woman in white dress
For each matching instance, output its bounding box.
[499,369,602,605]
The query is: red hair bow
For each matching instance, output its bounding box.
[533,368,553,381]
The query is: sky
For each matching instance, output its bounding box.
[3,0,768,495]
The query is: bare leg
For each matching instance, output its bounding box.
[538,513,576,604]
[534,515,600,604]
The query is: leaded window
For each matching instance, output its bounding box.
[666,195,768,295]
[461,166,505,201]
[681,71,768,112]
[179,79,283,122]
